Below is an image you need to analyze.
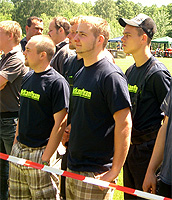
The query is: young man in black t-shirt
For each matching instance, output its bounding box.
[8,35,70,200]
[119,13,171,200]
[66,16,132,200]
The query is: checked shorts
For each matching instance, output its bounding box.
[66,168,115,200]
[8,142,59,200]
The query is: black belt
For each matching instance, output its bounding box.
[0,112,18,118]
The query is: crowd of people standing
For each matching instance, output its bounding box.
[0,13,171,200]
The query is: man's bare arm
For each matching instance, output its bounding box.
[97,107,132,184]
[0,75,8,90]
[143,116,168,194]
[41,108,68,162]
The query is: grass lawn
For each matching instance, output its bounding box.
[115,56,172,74]
[112,56,171,200]
[113,169,124,200]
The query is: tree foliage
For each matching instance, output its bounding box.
[166,3,172,37]
[93,0,118,21]
[0,0,14,21]
[0,0,172,39]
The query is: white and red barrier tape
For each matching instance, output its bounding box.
[0,152,171,200]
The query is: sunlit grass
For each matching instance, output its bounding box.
[112,168,124,200]
[115,56,172,74]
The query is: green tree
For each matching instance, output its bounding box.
[40,0,94,35]
[10,0,94,35]
[93,0,118,21]
[81,2,94,16]
[1,0,172,46]
[109,19,123,39]
[0,0,14,21]
[11,0,43,34]
[40,13,52,35]
[116,0,135,19]
[143,4,158,17]
[60,1,93,19]
[132,3,143,16]
[153,9,170,38]
[166,3,172,37]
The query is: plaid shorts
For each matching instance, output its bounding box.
[66,168,114,200]
[9,142,59,200]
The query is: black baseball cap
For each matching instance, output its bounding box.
[118,13,157,39]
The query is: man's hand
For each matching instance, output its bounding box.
[142,171,157,194]
[95,170,118,191]
[62,124,71,147]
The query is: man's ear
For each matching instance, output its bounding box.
[8,32,13,40]
[25,25,29,33]
[97,35,105,46]
[142,33,148,43]
[39,51,47,60]
[58,27,64,33]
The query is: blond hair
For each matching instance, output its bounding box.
[0,20,22,44]
[80,16,110,49]
[70,16,82,26]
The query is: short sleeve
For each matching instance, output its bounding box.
[103,72,131,115]
[51,78,70,114]
[0,55,24,83]
[149,71,171,105]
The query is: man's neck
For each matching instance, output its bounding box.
[83,50,105,67]
[133,46,152,67]
[34,64,51,73]
[77,54,82,60]
[26,35,31,42]
[4,44,20,55]
[56,37,68,46]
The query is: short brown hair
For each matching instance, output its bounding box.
[53,16,71,36]
[0,20,22,44]
[31,35,55,62]
[136,27,151,45]
[27,16,43,27]
[80,16,110,49]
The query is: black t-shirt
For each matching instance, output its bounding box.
[63,55,84,81]
[17,67,70,147]
[20,37,27,52]
[50,39,75,74]
[63,55,84,124]
[126,56,171,134]
[68,58,131,173]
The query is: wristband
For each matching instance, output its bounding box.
[42,161,49,166]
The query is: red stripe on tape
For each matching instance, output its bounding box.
[24,160,44,170]
[109,183,136,196]
[63,171,85,181]
[0,153,172,200]
[0,152,9,160]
